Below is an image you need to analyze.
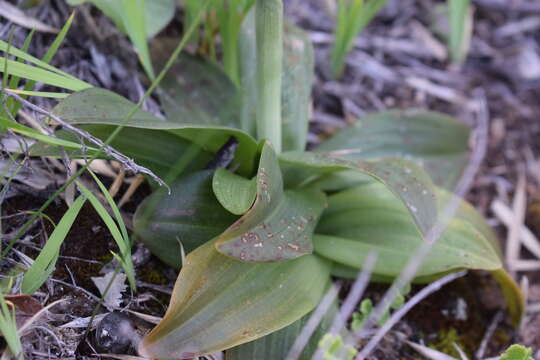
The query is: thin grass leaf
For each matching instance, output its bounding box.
[0,29,18,132]
[1,28,14,91]
[6,29,34,99]
[448,0,472,63]
[121,0,155,79]
[87,169,129,248]
[5,89,69,98]
[10,12,75,115]
[21,195,86,294]
[331,0,387,78]
[76,181,136,290]
[24,210,57,228]
[214,0,256,85]
[0,115,98,150]
[0,293,23,360]
[0,39,82,81]
[0,58,91,91]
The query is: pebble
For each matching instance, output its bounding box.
[94,312,135,354]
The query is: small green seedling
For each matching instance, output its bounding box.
[331,0,387,78]
[351,284,410,331]
[319,333,358,360]
[500,345,534,360]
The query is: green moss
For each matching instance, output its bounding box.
[429,328,468,358]
[139,268,168,285]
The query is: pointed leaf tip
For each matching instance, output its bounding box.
[215,143,327,262]
[138,240,331,359]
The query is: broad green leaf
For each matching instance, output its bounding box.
[239,8,257,135]
[22,195,86,294]
[280,22,314,152]
[313,182,501,278]
[46,88,259,175]
[138,239,331,359]
[225,301,337,360]
[213,168,257,215]
[239,16,314,150]
[150,49,241,128]
[280,151,437,236]
[30,125,213,181]
[330,262,457,284]
[215,143,327,262]
[436,188,501,257]
[316,110,470,189]
[133,171,238,268]
[307,169,373,192]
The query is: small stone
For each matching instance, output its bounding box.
[94,312,135,354]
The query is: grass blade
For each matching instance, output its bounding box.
[0,58,91,91]
[77,180,136,290]
[10,12,75,114]
[6,29,34,93]
[121,0,155,80]
[21,195,87,294]
[0,39,81,81]
[5,89,69,98]
[0,0,212,264]
[331,0,387,78]
[448,0,472,63]
[0,292,23,360]
[0,115,98,150]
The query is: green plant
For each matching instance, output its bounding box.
[20,174,136,294]
[351,284,410,330]
[318,333,357,360]
[448,0,472,64]
[330,0,387,78]
[431,0,473,64]
[500,345,534,360]
[1,0,524,359]
[0,291,23,359]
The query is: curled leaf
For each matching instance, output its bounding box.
[280,152,438,236]
[215,143,327,262]
[213,168,257,215]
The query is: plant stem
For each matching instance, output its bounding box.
[256,0,283,153]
